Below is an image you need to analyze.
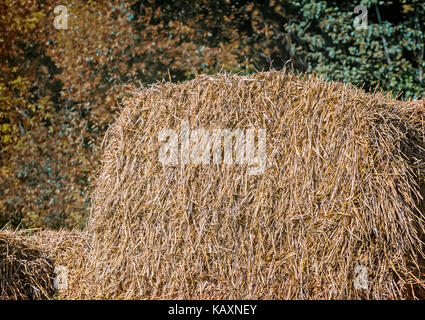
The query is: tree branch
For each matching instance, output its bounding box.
[375,5,391,65]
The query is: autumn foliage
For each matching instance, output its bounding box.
[0,0,257,229]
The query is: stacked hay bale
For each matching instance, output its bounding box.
[0,229,90,299]
[0,230,54,299]
[85,71,425,299]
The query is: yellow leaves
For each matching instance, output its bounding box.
[0,165,11,178]
[1,2,45,34]
[402,5,414,13]
[21,211,43,229]
[28,103,36,113]
[10,76,29,91]
[2,134,12,144]
[1,123,11,133]
[252,8,260,17]
[66,212,87,229]
[0,73,53,164]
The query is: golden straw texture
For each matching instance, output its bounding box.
[86,71,425,299]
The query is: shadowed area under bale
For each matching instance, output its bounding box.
[83,70,425,299]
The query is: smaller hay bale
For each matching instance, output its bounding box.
[0,229,91,300]
[0,230,54,300]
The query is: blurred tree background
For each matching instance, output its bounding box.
[0,0,423,230]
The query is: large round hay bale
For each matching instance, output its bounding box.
[87,71,425,299]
